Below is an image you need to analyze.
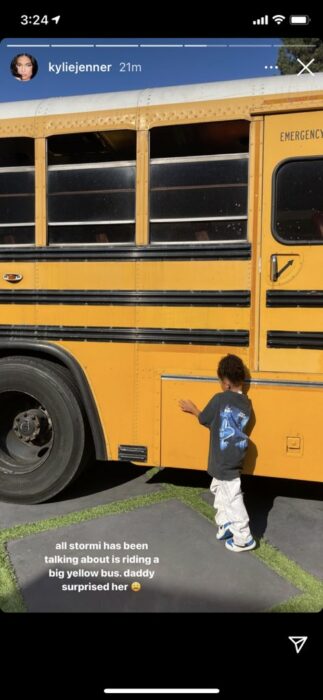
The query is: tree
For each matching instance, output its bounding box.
[277,38,323,74]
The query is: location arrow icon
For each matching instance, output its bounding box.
[288,636,308,654]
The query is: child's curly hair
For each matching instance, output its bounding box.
[217,354,245,385]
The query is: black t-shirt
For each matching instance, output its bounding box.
[198,390,251,480]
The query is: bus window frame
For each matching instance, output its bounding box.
[272,155,323,246]
[47,159,136,247]
[0,164,35,247]
[149,151,249,246]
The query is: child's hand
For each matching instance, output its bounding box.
[179,399,200,416]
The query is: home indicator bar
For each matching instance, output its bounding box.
[104,690,220,695]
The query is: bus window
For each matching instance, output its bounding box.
[47,130,136,245]
[0,137,35,245]
[274,158,323,244]
[149,120,249,244]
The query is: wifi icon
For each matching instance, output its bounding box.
[272,14,286,24]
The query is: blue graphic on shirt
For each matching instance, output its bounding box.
[219,405,249,451]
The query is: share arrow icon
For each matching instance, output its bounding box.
[288,636,308,654]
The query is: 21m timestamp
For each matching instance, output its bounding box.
[120,62,142,72]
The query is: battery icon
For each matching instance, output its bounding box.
[289,15,311,24]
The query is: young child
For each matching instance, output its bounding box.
[179,353,256,552]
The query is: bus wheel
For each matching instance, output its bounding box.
[0,356,86,504]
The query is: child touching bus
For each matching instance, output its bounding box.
[179,353,256,552]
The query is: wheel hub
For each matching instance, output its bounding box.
[13,409,50,443]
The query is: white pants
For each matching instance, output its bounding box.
[210,476,252,546]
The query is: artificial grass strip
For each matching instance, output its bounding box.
[254,540,323,594]
[253,540,323,612]
[0,543,26,612]
[144,466,161,480]
[268,592,323,613]
[0,489,173,544]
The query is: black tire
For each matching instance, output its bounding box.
[29,357,93,477]
[0,356,87,504]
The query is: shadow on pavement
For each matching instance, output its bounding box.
[242,474,323,540]
[48,460,151,502]
[147,467,210,488]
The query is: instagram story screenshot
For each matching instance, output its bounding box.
[0,7,321,698]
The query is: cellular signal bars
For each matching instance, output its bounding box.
[253,15,269,25]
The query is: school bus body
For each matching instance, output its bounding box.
[0,73,323,502]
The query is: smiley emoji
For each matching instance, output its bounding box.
[131,581,141,592]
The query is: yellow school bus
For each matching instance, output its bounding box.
[0,73,323,503]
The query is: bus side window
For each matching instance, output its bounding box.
[149,120,249,244]
[47,130,136,246]
[0,137,35,246]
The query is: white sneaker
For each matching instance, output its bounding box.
[225,537,256,552]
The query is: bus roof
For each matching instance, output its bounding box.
[1,73,323,119]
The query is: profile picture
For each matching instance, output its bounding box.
[10,54,38,81]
